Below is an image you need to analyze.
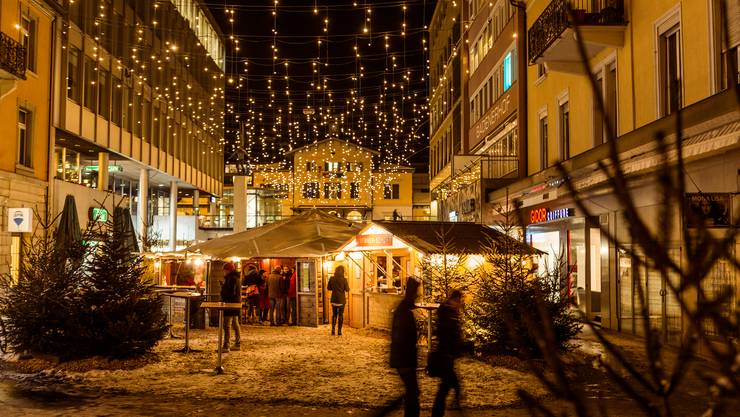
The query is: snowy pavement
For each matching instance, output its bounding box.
[4,324,547,411]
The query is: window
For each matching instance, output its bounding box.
[503,52,513,91]
[143,99,151,141]
[21,15,36,72]
[539,114,548,170]
[659,25,681,116]
[384,183,400,200]
[153,104,161,148]
[347,162,363,172]
[324,183,341,199]
[537,63,547,79]
[594,61,617,145]
[123,86,132,131]
[559,101,570,160]
[83,57,97,111]
[324,161,341,172]
[350,182,360,199]
[67,48,81,102]
[98,70,110,119]
[306,161,317,171]
[112,77,122,125]
[17,109,32,168]
[303,182,319,198]
[134,93,142,137]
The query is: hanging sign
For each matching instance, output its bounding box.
[684,193,732,227]
[529,207,574,224]
[356,233,393,247]
[7,208,33,233]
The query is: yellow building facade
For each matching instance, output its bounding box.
[0,0,60,279]
[235,139,415,229]
[486,0,738,345]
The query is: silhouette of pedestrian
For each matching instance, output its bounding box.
[431,289,464,417]
[374,277,421,417]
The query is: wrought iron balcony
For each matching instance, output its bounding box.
[528,0,625,65]
[0,32,26,80]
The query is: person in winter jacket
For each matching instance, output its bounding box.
[243,264,262,324]
[219,262,242,351]
[387,277,421,417]
[288,269,297,325]
[258,270,270,322]
[327,265,349,336]
[280,265,291,324]
[267,267,283,325]
[431,290,464,417]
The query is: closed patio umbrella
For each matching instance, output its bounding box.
[55,194,82,251]
[114,207,139,253]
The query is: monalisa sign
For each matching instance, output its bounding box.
[529,207,574,224]
[470,83,518,146]
[356,234,393,247]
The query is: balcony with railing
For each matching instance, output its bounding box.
[0,32,26,81]
[528,0,625,72]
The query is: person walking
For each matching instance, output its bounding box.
[243,264,262,324]
[258,269,270,322]
[377,277,420,417]
[219,262,242,352]
[267,267,283,326]
[327,265,349,336]
[431,290,464,417]
[280,265,291,324]
[288,268,297,325]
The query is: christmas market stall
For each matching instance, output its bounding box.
[177,209,363,326]
[332,221,535,330]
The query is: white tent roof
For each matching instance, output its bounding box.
[183,209,363,259]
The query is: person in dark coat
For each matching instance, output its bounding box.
[327,265,349,336]
[258,269,270,322]
[267,267,283,326]
[387,277,421,417]
[243,264,262,324]
[280,265,291,324]
[288,269,297,325]
[431,290,464,417]
[220,262,242,351]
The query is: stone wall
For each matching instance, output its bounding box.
[0,171,47,277]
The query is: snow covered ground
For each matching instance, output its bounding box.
[36,324,546,409]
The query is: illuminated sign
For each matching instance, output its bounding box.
[88,207,109,222]
[529,207,574,224]
[7,208,32,233]
[356,234,393,247]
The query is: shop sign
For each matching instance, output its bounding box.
[684,193,732,227]
[88,207,109,222]
[356,233,393,247]
[530,207,574,224]
[7,208,33,233]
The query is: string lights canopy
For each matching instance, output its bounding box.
[216,0,434,181]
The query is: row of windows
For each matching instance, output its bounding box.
[305,161,364,173]
[301,183,400,200]
[470,50,516,125]
[469,0,516,74]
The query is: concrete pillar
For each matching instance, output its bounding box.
[193,189,200,216]
[169,181,178,252]
[97,152,109,191]
[138,169,149,248]
[233,176,248,232]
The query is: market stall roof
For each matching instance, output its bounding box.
[337,221,540,255]
[182,209,363,259]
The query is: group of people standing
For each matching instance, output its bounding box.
[242,264,298,326]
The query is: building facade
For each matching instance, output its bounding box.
[0,0,62,280]
[486,0,738,344]
[230,139,417,231]
[52,0,225,251]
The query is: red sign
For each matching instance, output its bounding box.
[356,234,393,247]
[530,208,547,224]
[529,207,575,224]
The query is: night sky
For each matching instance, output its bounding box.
[206,1,436,171]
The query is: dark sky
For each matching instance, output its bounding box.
[205,0,436,170]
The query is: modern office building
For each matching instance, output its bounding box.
[51,0,226,251]
[0,0,63,280]
[486,0,738,346]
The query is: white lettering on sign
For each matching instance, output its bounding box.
[547,208,573,221]
[471,88,515,145]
